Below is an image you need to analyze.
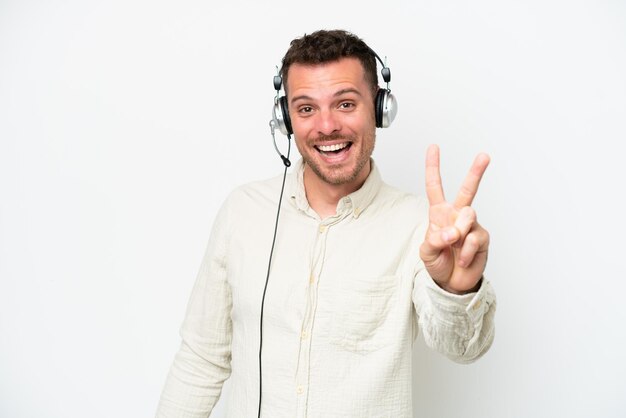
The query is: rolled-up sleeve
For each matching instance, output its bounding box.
[156,200,233,417]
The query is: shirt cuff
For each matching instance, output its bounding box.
[425,274,495,325]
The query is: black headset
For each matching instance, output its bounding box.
[270,49,398,137]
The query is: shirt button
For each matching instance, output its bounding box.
[301,330,308,339]
[297,385,304,394]
[473,299,482,310]
[318,225,326,233]
[309,274,315,284]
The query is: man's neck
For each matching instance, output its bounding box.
[303,161,371,219]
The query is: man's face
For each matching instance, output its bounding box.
[286,57,376,187]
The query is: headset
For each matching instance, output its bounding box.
[270,49,398,141]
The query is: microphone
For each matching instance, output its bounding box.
[270,120,291,167]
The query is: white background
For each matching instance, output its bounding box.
[1,0,625,417]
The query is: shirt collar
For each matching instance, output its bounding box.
[288,158,382,219]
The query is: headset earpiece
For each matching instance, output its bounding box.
[279,96,292,136]
[372,51,397,128]
[271,73,292,136]
[375,89,386,128]
[375,88,398,128]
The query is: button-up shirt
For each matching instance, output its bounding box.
[156,159,496,418]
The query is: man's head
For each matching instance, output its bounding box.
[280,30,379,190]
[281,30,379,100]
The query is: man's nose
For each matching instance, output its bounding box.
[315,109,341,136]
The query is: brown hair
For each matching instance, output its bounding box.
[281,29,378,98]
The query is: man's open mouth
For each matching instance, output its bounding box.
[314,142,352,156]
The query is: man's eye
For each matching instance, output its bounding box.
[339,102,355,109]
[299,106,313,113]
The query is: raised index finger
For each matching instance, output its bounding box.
[454,153,490,208]
[425,144,445,205]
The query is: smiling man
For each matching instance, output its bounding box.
[156,30,496,418]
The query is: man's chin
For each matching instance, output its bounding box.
[306,161,360,186]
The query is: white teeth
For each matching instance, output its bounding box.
[318,142,349,152]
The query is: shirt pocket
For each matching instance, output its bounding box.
[328,274,398,354]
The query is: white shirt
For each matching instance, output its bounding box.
[156,159,496,418]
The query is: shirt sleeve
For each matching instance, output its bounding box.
[412,266,496,364]
[156,199,233,417]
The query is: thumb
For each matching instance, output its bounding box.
[420,227,460,262]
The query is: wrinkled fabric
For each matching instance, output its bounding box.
[156,160,496,418]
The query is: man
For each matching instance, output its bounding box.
[156,29,495,417]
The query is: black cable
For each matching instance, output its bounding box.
[258,135,291,418]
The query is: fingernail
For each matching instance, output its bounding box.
[444,227,459,243]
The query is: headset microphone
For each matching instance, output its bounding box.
[269,120,291,167]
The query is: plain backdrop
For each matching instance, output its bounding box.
[1,0,625,417]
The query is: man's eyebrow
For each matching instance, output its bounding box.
[290,89,363,105]
[290,94,314,104]
[334,88,362,97]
